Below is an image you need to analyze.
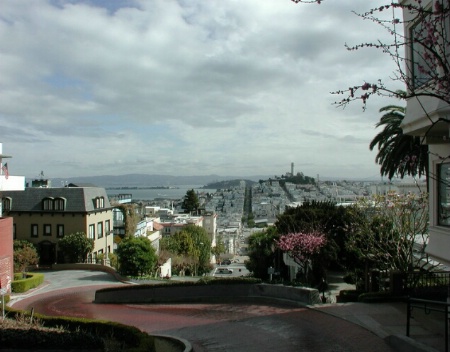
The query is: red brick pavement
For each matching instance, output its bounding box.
[10,285,398,352]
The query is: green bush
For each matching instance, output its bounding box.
[0,294,10,305]
[337,290,406,303]
[97,276,262,294]
[5,308,156,351]
[1,327,104,350]
[337,289,364,303]
[358,291,404,303]
[11,273,44,293]
[343,273,357,285]
[108,252,118,269]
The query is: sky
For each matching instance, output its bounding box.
[0,0,405,180]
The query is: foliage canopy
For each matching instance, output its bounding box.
[370,103,428,180]
[346,192,430,274]
[160,224,212,275]
[58,232,94,263]
[116,236,158,276]
[13,240,39,272]
[182,189,200,214]
[245,226,282,280]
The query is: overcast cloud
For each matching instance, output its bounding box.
[0,0,404,180]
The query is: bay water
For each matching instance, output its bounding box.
[106,185,217,201]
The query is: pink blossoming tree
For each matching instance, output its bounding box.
[291,1,450,109]
[276,231,327,284]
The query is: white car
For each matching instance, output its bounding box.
[216,268,233,274]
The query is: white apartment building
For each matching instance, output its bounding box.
[400,0,450,265]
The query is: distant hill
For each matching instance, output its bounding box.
[280,173,315,185]
[36,174,269,188]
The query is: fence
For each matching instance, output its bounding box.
[406,271,450,300]
[369,270,450,299]
[407,298,449,352]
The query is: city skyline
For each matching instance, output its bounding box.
[1,1,403,180]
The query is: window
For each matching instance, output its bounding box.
[54,197,66,210]
[31,224,38,238]
[57,224,64,238]
[438,162,450,226]
[13,224,16,239]
[44,224,51,236]
[105,220,111,237]
[2,197,11,212]
[88,224,95,240]
[94,197,105,209]
[97,222,103,239]
[42,197,54,210]
[410,11,434,88]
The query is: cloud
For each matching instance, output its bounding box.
[0,0,403,180]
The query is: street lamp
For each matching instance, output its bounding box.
[105,230,113,265]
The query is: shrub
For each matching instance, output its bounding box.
[116,237,157,277]
[4,309,156,351]
[58,232,94,263]
[358,291,403,303]
[11,273,44,293]
[13,240,39,273]
[0,327,104,350]
[337,289,364,303]
[97,276,262,294]
[0,294,10,305]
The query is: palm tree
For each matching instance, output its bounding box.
[369,104,428,180]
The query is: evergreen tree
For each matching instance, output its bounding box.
[182,189,200,214]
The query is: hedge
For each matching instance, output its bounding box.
[5,308,156,351]
[97,276,262,294]
[11,273,45,293]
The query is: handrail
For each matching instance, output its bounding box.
[407,297,449,352]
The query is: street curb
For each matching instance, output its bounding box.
[153,335,193,352]
[385,335,440,352]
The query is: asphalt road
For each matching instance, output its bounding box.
[10,271,397,352]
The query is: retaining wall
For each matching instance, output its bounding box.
[94,283,322,306]
[49,264,322,305]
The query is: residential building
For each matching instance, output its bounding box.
[400,0,450,265]
[154,211,217,263]
[0,217,13,295]
[156,214,204,237]
[201,211,218,248]
[0,143,25,294]
[2,186,113,265]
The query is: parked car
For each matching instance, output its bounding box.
[216,268,233,274]
[220,259,231,265]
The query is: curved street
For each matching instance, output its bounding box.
[10,271,396,352]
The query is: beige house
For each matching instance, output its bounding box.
[2,186,113,265]
[400,0,450,265]
[156,214,204,237]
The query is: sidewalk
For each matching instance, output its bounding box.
[315,272,446,352]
